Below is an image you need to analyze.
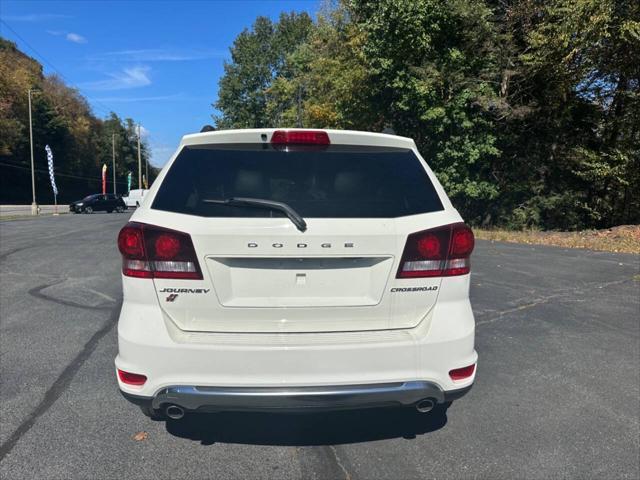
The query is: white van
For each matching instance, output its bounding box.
[122,189,148,208]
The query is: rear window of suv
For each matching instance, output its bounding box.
[152,144,443,218]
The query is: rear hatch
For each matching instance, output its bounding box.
[148,138,446,333]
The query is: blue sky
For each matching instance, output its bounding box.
[1,0,318,166]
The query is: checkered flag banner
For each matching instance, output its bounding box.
[45,145,58,196]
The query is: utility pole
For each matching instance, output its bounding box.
[296,85,303,128]
[145,154,149,189]
[28,88,38,215]
[112,134,116,195]
[137,124,142,189]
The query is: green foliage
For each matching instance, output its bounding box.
[488,0,640,228]
[0,38,156,203]
[214,12,313,128]
[347,0,502,221]
[212,0,640,230]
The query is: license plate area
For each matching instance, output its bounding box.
[206,256,393,307]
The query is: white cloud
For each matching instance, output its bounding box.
[3,14,71,22]
[96,48,225,62]
[81,66,151,91]
[66,32,87,44]
[92,93,186,103]
[46,30,87,44]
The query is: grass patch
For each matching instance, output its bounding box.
[474,225,640,254]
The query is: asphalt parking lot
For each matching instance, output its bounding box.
[0,213,638,479]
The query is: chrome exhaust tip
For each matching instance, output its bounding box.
[415,399,435,413]
[165,405,185,420]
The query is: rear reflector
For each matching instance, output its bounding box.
[449,364,476,381]
[117,369,147,386]
[117,222,203,279]
[397,223,474,278]
[271,130,330,145]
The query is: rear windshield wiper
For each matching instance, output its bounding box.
[203,197,307,232]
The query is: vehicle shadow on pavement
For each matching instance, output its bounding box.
[164,405,449,446]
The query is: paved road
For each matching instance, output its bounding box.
[1,214,638,479]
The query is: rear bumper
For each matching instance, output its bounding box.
[116,275,477,407]
[121,382,473,412]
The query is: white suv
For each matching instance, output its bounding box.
[115,129,477,420]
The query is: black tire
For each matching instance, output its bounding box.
[84,206,93,214]
[107,210,113,213]
[115,206,124,213]
[140,404,164,420]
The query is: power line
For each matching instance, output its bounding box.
[0,157,134,182]
[0,19,116,118]
[0,162,129,186]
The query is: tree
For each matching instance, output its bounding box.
[343,0,501,223]
[0,38,154,203]
[214,12,313,128]
[213,0,639,230]
[489,0,640,228]
[266,3,374,129]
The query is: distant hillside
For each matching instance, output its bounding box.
[0,37,157,204]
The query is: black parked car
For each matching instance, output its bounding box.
[70,194,126,214]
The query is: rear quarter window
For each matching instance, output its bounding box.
[152,144,443,218]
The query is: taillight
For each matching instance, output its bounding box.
[397,223,474,278]
[449,364,476,381]
[271,130,330,145]
[117,369,147,386]
[118,226,144,258]
[117,222,203,279]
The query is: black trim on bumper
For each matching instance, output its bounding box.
[120,390,153,408]
[443,384,473,402]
